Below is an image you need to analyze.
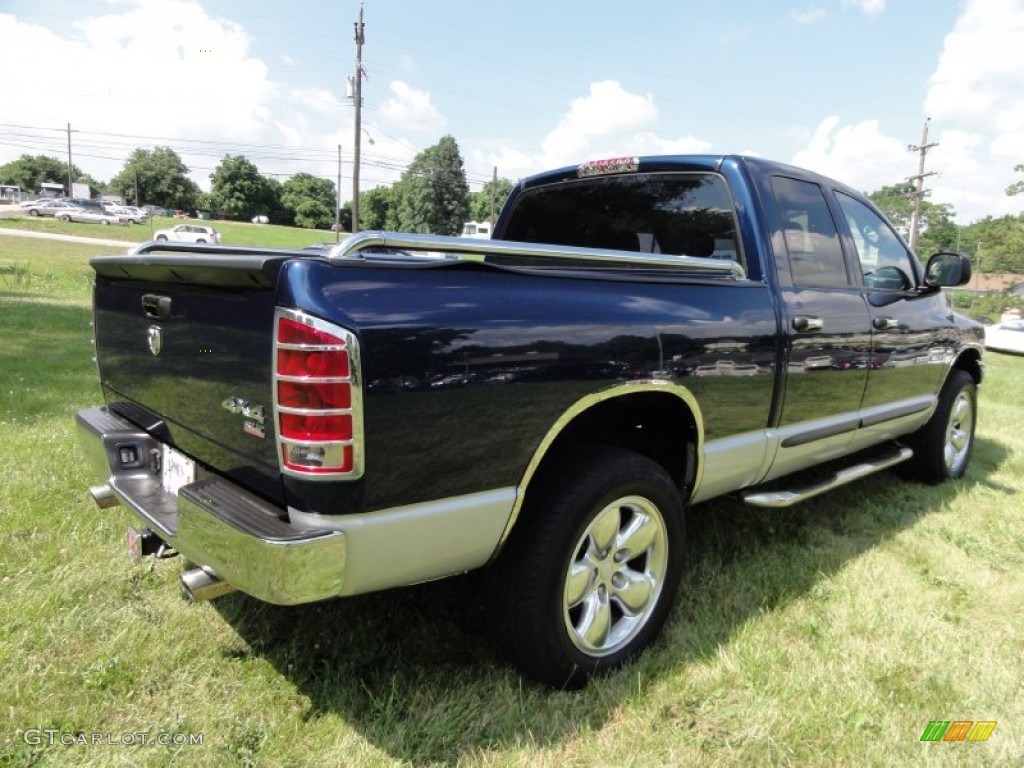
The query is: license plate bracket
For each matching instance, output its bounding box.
[161,444,195,498]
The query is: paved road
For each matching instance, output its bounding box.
[0,227,138,248]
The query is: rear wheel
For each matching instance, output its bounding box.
[903,369,976,483]
[196,238,206,243]
[487,447,685,688]
[29,209,40,216]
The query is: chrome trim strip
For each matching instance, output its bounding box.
[278,437,355,448]
[275,375,350,383]
[780,418,860,448]
[331,231,747,279]
[288,488,517,596]
[276,343,347,351]
[497,382,706,550]
[857,396,934,428]
[276,406,352,416]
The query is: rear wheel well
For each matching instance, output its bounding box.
[521,392,698,519]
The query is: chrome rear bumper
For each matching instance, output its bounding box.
[76,406,346,605]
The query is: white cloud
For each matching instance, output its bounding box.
[540,81,659,164]
[787,0,1024,222]
[842,0,886,18]
[791,7,828,25]
[377,81,446,133]
[922,0,1024,219]
[465,82,708,186]
[791,115,908,190]
[0,1,364,195]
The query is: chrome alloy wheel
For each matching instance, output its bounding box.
[563,495,669,657]
[944,389,974,475]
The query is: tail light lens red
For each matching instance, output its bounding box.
[273,309,363,479]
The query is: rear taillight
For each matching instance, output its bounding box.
[273,308,363,479]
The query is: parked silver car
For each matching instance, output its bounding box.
[57,208,128,226]
[23,200,80,217]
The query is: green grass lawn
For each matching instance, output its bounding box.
[1,234,1022,766]
[0,213,340,249]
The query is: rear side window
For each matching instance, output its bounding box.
[771,176,849,288]
[501,172,743,268]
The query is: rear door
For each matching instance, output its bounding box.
[764,175,872,479]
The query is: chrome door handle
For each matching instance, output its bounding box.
[792,316,823,332]
[873,316,899,330]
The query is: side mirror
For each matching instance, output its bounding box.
[924,251,972,288]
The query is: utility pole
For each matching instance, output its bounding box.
[907,118,938,253]
[351,3,366,233]
[490,166,497,225]
[66,122,74,197]
[335,143,343,243]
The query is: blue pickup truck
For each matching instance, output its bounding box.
[77,155,983,687]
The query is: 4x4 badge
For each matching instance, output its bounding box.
[147,325,162,356]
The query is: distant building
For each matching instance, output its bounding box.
[39,182,65,198]
[0,184,21,204]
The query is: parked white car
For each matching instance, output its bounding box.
[153,224,220,244]
[984,319,1024,354]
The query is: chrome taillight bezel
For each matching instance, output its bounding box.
[272,307,364,480]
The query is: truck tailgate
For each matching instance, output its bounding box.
[91,252,291,503]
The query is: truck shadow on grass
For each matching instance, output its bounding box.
[210,436,1009,765]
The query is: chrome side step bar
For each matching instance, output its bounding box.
[742,447,913,508]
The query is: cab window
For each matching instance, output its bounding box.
[501,172,744,269]
[770,176,849,288]
[835,192,918,291]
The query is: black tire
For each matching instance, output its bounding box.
[156,235,167,242]
[196,239,206,244]
[101,220,110,225]
[29,209,39,216]
[487,447,685,688]
[59,215,71,222]
[902,369,976,484]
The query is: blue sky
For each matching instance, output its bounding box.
[1,0,1021,223]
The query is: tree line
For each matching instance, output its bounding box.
[0,135,511,235]
[1,141,1021,267]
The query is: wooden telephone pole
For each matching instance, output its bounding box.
[351,3,366,233]
[907,118,938,253]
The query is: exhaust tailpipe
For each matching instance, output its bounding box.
[180,566,235,602]
[89,484,121,509]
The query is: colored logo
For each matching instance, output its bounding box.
[920,720,997,742]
